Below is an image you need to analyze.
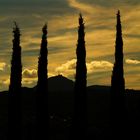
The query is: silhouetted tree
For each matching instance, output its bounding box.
[110,11,126,139]
[72,14,87,140]
[36,24,49,140]
[8,22,22,140]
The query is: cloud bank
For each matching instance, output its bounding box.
[55,59,113,76]
[126,59,140,65]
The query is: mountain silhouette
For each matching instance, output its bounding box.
[0,75,140,140]
[48,75,74,92]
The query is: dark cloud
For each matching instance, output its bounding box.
[48,46,67,54]
[0,0,74,16]
[125,34,140,39]
[0,0,67,6]
[22,49,39,56]
[125,52,140,60]
[78,0,140,7]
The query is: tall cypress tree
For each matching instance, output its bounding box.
[110,10,126,139]
[73,14,87,139]
[8,22,22,140]
[36,24,48,140]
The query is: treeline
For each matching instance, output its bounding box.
[7,11,127,140]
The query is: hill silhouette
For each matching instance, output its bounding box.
[47,75,74,92]
[0,75,140,140]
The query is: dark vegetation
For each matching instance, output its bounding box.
[36,24,48,140]
[110,11,126,139]
[8,22,22,140]
[73,14,87,140]
[0,76,140,140]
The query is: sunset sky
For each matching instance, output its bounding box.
[0,0,140,91]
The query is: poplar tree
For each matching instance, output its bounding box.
[36,24,49,139]
[8,22,22,140]
[111,10,126,139]
[73,14,87,139]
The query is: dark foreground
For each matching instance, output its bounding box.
[0,76,140,140]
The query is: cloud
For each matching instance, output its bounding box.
[2,79,10,85]
[125,59,140,65]
[0,71,54,88]
[78,0,140,8]
[22,77,37,85]
[48,72,55,77]
[5,60,110,89]
[67,0,94,14]
[0,62,8,71]
[55,59,76,76]
[48,35,72,42]
[21,68,55,87]
[22,68,55,78]
[22,69,37,78]
[22,70,55,87]
[55,59,113,76]
[87,61,113,73]
[0,76,37,87]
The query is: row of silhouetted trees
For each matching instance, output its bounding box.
[8,11,126,140]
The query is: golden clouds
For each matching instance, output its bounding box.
[126,59,140,65]
[0,62,7,71]
[22,68,37,78]
[55,59,113,77]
